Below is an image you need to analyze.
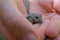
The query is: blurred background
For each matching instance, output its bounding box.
[22,0,31,13]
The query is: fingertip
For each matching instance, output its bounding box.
[46,28,57,38]
[52,35,60,40]
[23,32,41,40]
[46,35,60,40]
[46,23,59,38]
[23,33,36,40]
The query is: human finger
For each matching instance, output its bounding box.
[54,0,60,14]
[37,0,54,13]
[0,0,40,40]
[0,20,16,40]
[46,15,60,38]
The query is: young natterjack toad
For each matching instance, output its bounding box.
[26,13,43,24]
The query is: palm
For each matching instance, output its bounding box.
[23,0,60,40]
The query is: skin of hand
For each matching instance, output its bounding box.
[15,0,27,16]
[23,0,60,40]
[0,0,41,40]
[0,0,60,40]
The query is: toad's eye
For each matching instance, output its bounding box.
[35,16,38,19]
